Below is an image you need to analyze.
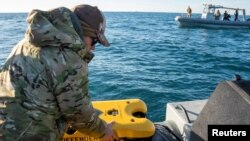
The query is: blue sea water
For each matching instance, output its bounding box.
[0,12,249,122]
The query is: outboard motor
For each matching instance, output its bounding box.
[190,75,250,141]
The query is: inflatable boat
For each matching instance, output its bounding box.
[175,4,250,28]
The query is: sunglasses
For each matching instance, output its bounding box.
[91,37,98,46]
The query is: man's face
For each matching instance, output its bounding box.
[83,36,98,53]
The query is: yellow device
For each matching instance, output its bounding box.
[62,99,155,140]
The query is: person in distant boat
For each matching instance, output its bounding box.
[214,10,221,20]
[223,10,231,21]
[234,9,239,21]
[187,6,192,17]
[0,4,118,141]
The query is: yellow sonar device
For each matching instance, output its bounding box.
[62,99,155,140]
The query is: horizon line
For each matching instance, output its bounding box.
[0,11,182,13]
[0,11,249,16]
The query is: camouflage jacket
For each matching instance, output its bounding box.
[0,7,106,141]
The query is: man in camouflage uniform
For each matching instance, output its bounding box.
[0,4,118,141]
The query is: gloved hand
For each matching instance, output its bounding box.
[102,121,119,141]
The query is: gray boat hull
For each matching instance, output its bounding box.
[175,16,250,28]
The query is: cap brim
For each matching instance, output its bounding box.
[97,32,110,47]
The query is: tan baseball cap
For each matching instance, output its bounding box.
[72,4,110,47]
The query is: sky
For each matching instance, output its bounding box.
[1,0,250,14]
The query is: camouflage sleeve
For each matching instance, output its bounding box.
[42,48,106,138]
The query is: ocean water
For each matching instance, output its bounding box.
[0,12,249,122]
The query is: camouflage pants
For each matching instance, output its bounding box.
[0,134,49,141]
[0,118,67,141]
